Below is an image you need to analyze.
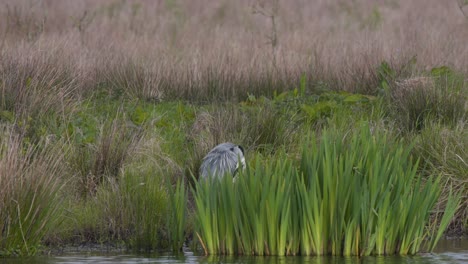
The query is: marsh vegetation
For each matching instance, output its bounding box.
[0,0,467,257]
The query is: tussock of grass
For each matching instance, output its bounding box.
[0,131,66,256]
[70,115,142,197]
[121,165,169,251]
[60,156,170,251]
[413,122,468,232]
[388,75,466,131]
[55,132,183,251]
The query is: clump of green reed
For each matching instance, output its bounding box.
[299,125,458,256]
[167,178,188,252]
[192,124,460,256]
[0,132,66,256]
[193,155,297,256]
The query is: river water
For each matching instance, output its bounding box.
[1,239,467,264]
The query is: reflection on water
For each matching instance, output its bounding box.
[433,239,468,253]
[1,239,466,264]
[6,253,467,264]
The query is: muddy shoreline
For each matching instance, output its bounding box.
[42,235,468,256]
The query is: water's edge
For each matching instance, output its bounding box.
[2,238,466,264]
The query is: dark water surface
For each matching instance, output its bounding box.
[2,239,467,264]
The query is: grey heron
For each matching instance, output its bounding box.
[199,142,246,180]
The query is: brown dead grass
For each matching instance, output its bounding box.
[0,0,466,102]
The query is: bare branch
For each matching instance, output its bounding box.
[457,0,468,19]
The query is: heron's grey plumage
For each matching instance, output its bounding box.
[199,142,246,179]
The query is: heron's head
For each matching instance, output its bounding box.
[230,145,246,170]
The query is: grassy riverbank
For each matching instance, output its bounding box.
[0,0,467,256]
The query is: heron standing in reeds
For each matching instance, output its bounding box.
[199,142,246,180]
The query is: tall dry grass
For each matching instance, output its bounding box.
[0,0,466,102]
[0,47,81,120]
